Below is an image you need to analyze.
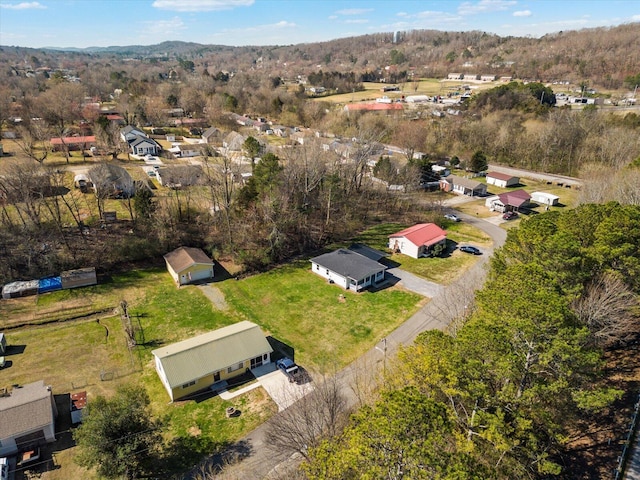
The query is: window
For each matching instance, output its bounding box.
[326,269,329,275]
[316,264,319,270]
[181,380,196,389]
[227,361,243,374]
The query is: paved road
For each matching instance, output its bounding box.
[187,214,507,479]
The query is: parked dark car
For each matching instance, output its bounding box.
[459,245,482,255]
[502,211,519,220]
[276,357,302,383]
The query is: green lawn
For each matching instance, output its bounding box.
[217,259,423,369]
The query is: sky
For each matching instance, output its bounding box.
[0,0,639,49]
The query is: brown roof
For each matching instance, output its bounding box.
[498,189,531,207]
[0,380,55,440]
[163,247,213,273]
[487,171,518,182]
[71,391,87,411]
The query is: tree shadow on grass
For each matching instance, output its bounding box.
[161,437,253,477]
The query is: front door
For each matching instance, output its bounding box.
[214,371,220,382]
[250,356,263,369]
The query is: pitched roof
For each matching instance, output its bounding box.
[486,171,518,181]
[164,247,213,273]
[50,135,96,145]
[0,380,55,440]
[348,243,388,262]
[443,175,485,190]
[152,321,273,388]
[130,136,158,147]
[498,189,531,207]
[345,102,404,111]
[311,248,386,281]
[389,223,447,247]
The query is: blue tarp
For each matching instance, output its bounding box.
[38,276,62,294]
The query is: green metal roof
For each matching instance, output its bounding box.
[152,321,272,389]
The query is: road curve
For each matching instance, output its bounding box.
[187,214,507,480]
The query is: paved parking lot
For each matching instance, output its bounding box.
[252,363,314,411]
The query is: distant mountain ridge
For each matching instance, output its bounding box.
[2,23,639,88]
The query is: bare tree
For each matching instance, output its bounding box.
[264,371,349,462]
[572,272,640,347]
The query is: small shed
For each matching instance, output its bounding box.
[531,191,560,207]
[70,391,87,424]
[164,247,215,286]
[60,268,97,290]
[2,280,39,299]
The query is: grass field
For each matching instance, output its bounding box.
[0,249,428,478]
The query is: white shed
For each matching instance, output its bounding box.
[531,192,559,206]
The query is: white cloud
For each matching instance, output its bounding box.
[344,19,369,24]
[335,8,373,16]
[458,0,516,16]
[631,14,640,21]
[513,10,532,17]
[396,12,408,17]
[0,2,46,9]
[152,0,254,12]
[385,9,462,28]
[142,16,186,34]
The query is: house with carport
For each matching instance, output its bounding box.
[0,380,58,456]
[152,321,273,402]
[389,223,447,259]
[164,246,215,286]
[310,248,386,292]
[486,172,519,188]
[439,175,487,196]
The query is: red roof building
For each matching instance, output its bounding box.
[344,103,404,112]
[388,223,447,259]
[49,136,96,151]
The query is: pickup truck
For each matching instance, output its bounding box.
[276,357,301,383]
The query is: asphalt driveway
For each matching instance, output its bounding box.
[386,267,443,297]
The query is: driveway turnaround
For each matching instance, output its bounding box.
[251,363,314,411]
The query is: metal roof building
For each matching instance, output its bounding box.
[152,321,273,401]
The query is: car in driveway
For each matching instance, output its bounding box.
[276,357,302,383]
[459,245,482,255]
[444,213,461,222]
[502,211,519,220]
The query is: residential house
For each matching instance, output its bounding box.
[152,321,273,401]
[463,74,479,81]
[130,136,160,156]
[223,131,247,151]
[89,163,135,198]
[480,74,497,82]
[156,165,204,188]
[310,248,386,292]
[169,143,202,158]
[344,103,404,113]
[0,380,58,456]
[119,125,147,143]
[164,246,214,286]
[439,175,487,196]
[447,73,463,80]
[485,189,531,212]
[388,223,447,259]
[486,172,520,188]
[49,135,96,152]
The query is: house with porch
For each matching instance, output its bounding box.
[152,321,273,402]
[0,380,58,456]
[485,189,531,212]
[310,248,386,292]
[439,175,487,196]
[389,223,447,259]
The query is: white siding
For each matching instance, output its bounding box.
[311,261,348,289]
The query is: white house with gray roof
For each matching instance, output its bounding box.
[310,248,386,291]
[0,380,58,456]
[152,321,273,402]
